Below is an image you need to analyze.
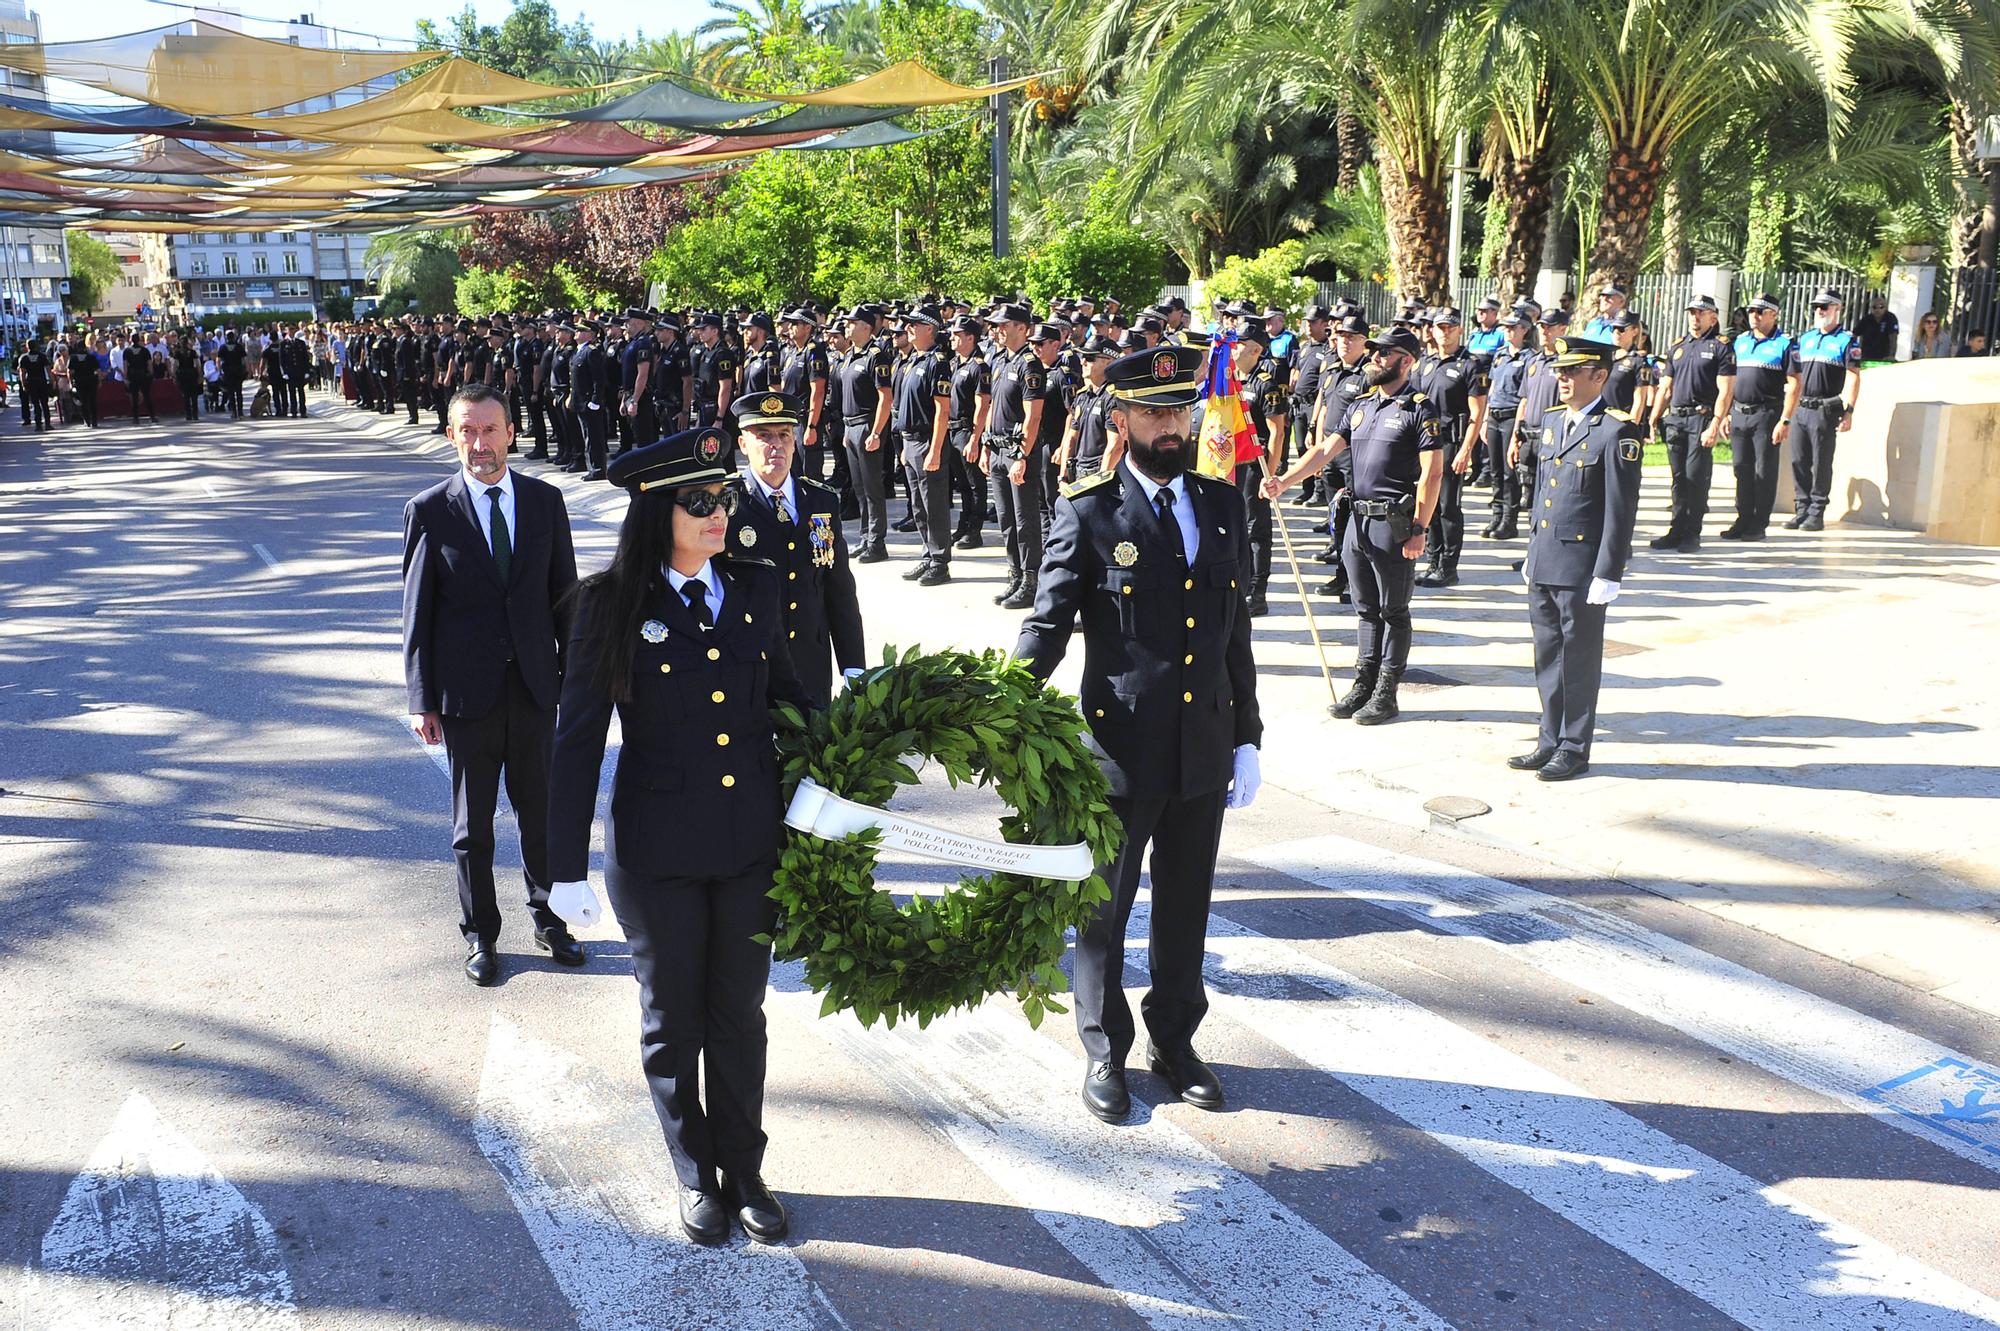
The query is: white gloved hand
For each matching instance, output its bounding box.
[1226,744,1261,810]
[549,879,601,928]
[1586,577,1621,605]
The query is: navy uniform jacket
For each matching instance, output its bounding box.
[401,470,578,719]
[724,473,865,706]
[1015,465,1262,801]
[1523,404,1644,588]
[548,559,811,884]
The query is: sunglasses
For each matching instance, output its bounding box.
[672,488,741,517]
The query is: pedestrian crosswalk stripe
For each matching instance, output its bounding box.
[776,962,1456,1331]
[1141,901,2000,1331]
[1244,834,2000,1175]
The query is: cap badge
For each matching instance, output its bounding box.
[640,619,668,643]
[1151,350,1178,381]
[696,431,724,464]
[1113,540,1138,567]
[761,395,784,414]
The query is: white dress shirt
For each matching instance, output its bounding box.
[664,559,723,621]
[463,468,516,557]
[747,471,799,522]
[1122,460,1200,563]
[1562,395,1605,432]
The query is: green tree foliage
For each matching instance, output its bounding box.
[1020,173,1164,310]
[415,0,595,82]
[1203,241,1317,324]
[366,229,467,316]
[63,233,122,315]
[454,265,540,317]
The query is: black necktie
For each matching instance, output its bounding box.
[1153,488,1187,565]
[681,579,713,631]
[486,487,511,584]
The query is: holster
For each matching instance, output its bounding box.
[1385,493,1418,544]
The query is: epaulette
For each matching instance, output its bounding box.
[1606,408,1633,422]
[1410,391,1428,403]
[797,475,833,494]
[1061,469,1117,500]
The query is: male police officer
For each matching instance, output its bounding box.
[1512,337,1642,782]
[724,392,865,706]
[1647,295,1735,552]
[893,308,956,585]
[619,307,659,447]
[983,302,1048,608]
[1015,343,1261,1125]
[945,314,993,548]
[1481,313,1533,538]
[1720,293,1794,540]
[1269,326,1443,723]
[1416,309,1489,589]
[1782,288,1862,532]
[1309,312,1374,600]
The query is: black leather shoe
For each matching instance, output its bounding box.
[1415,567,1458,588]
[1508,747,1556,771]
[1783,513,1806,529]
[534,925,585,967]
[1082,1061,1130,1123]
[1147,1043,1224,1111]
[679,1186,730,1245]
[900,560,932,581]
[953,532,983,550]
[1675,537,1702,554]
[721,1171,789,1243]
[583,469,607,482]
[464,943,499,986]
[856,546,889,564]
[1735,528,1766,541]
[1316,545,1341,564]
[1801,514,1824,531]
[918,565,951,586]
[1537,751,1591,782]
[892,515,919,533]
[1718,524,1747,540]
[1316,577,1350,602]
[1648,532,1681,549]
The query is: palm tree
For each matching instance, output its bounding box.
[1495,0,1863,290]
[694,0,830,84]
[1883,0,2000,271]
[1469,16,1558,300]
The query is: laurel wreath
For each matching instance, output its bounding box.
[768,646,1123,1030]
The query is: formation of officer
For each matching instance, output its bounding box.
[1646,296,1735,552]
[1014,343,1262,1124]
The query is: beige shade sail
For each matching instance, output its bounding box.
[750,60,1039,107]
[220,58,616,137]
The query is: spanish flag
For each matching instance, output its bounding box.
[1195,334,1262,480]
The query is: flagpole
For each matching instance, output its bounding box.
[1259,452,1342,711]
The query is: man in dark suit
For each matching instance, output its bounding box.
[723,392,866,706]
[1511,337,1643,782]
[1014,345,1263,1125]
[402,382,583,984]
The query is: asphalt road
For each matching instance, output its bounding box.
[3,398,1998,1331]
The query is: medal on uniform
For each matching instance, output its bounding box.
[808,513,835,568]
[640,619,669,643]
[1112,541,1137,567]
[739,526,757,548]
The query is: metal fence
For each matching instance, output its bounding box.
[1733,269,1884,336]
[1937,267,2000,352]
[1313,279,1398,325]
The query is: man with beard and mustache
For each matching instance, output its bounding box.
[1014,344,1262,1126]
[1264,325,1444,725]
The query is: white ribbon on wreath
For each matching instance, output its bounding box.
[783,777,1095,882]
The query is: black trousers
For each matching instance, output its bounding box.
[74,382,98,427]
[990,443,1043,578]
[525,391,547,446]
[288,381,306,417]
[948,427,985,535]
[439,663,559,946]
[1235,460,1273,591]
[1427,430,1466,567]
[580,406,609,473]
[903,436,952,564]
[796,423,825,486]
[1484,413,1520,519]
[1729,404,1784,533]
[404,377,423,424]
[224,378,244,419]
[23,386,48,430]
[178,379,201,421]
[128,380,157,422]
[843,421,888,548]
[606,853,776,1192]
[1528,583,1607,757]
[548,400,575,463]
[1343,513,1418,670]
[1074,788,1228,1064]
[1326,449,1355,573]
[1791,403,1841,519]
[1660,409,1715,538]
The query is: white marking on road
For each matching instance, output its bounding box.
[1143,902,2000,1330]
[200,479,224,501]
[250,544,282,574]
[19,1091,298,1328]
[1244,834,2000,1175]
[779,966,1455,1331]
[474,1015,831,1331]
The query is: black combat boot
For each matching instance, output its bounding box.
[993,570,1022,605]
[1352,667,1404,725]
[1330,665,1377,719]
[1247,582,1269,617]
[1000,572,1037,610]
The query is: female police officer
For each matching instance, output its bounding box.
[545,425,813,1246]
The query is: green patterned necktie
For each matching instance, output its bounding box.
[486,487,512,584]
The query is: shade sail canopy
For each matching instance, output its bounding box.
[548,77,779,126]
[0,23,431,116]
[755,61,1037,107]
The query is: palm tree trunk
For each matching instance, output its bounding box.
[1493,146,1553,304]
[1538,170,1573,291]
[1335,106,1370,191]
[1585,141,1664,291]
[1379,150,1449,304]
[1947,100,1988,274]
[1660,169,1695,274]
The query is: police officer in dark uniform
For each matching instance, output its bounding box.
[777,308,828,482]
[891,308,956,585]
[1233,321,1288,616]
[981,302,1049,608]
[1603,311,1655,415]
[619,307,659,449]
[520,317,550,457]
[568,319,612,480]
[1025,321,1071,535]
[832,306,893,559]
[546,425,812,1247]
[1646,295,1735,552]
[690,311,738,430]
[740,312,779,395]
[370,323,396,415]
[1720,293,1794,540]
[1511,336,1643,782]
[1309,312,1373,599]
[1268,326,1443,724]
[16,337,51,431]
[1289,305,1335,505]
[1782,288,1862,532]
[1015,343,1262,1124]
[432,319,462,435]
[945,314,992,549]
[652,315,692,436]
[724,392,865,705]
[1507,308,1571,540]
[1057,336,1118,485]
[1414,309,1489,589]
[67,333,100,429]
[397,321,423,424]
[543,322,575,468]
[1480,313,1534,538]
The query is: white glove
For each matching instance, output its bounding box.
[1587,577,1621,605]
[1226,744,1260,810]
[549,879,601,927]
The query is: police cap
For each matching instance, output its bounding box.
[744,310,775,334]
[904,307,943,328]
[1478,296,1503,311]
[1365,327,1423,359]
[1547,336,1617,369]
[1306,304,1334,322]
[779,306,820,328]
[1105,344,1204,407]
[946,314,982,336]
[1809,287,1844,308]
[692,311,723,330]
[984,301,1033,325]
[1686,294,1720,313]
[1222,300,1259,319]
[1030,321,1066,344]
[622,306,653,324]
[1747,293,1782,313]
[1600,283,1628,298]
[1133,313,1167,334]
[733,391,800,428]
[1332,313,1370,336]
[1606,310,1641,330]
[1537,307,1571,326]
[1083,336,1121,360]
[606,426,733,493]
[1236,321,1271,345]
[1432,307,1463,327]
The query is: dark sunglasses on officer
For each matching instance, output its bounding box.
[671,487,742,518]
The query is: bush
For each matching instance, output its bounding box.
[1204,240,1316,324]
[1021,172,1165,312]
[454,266,539,317]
